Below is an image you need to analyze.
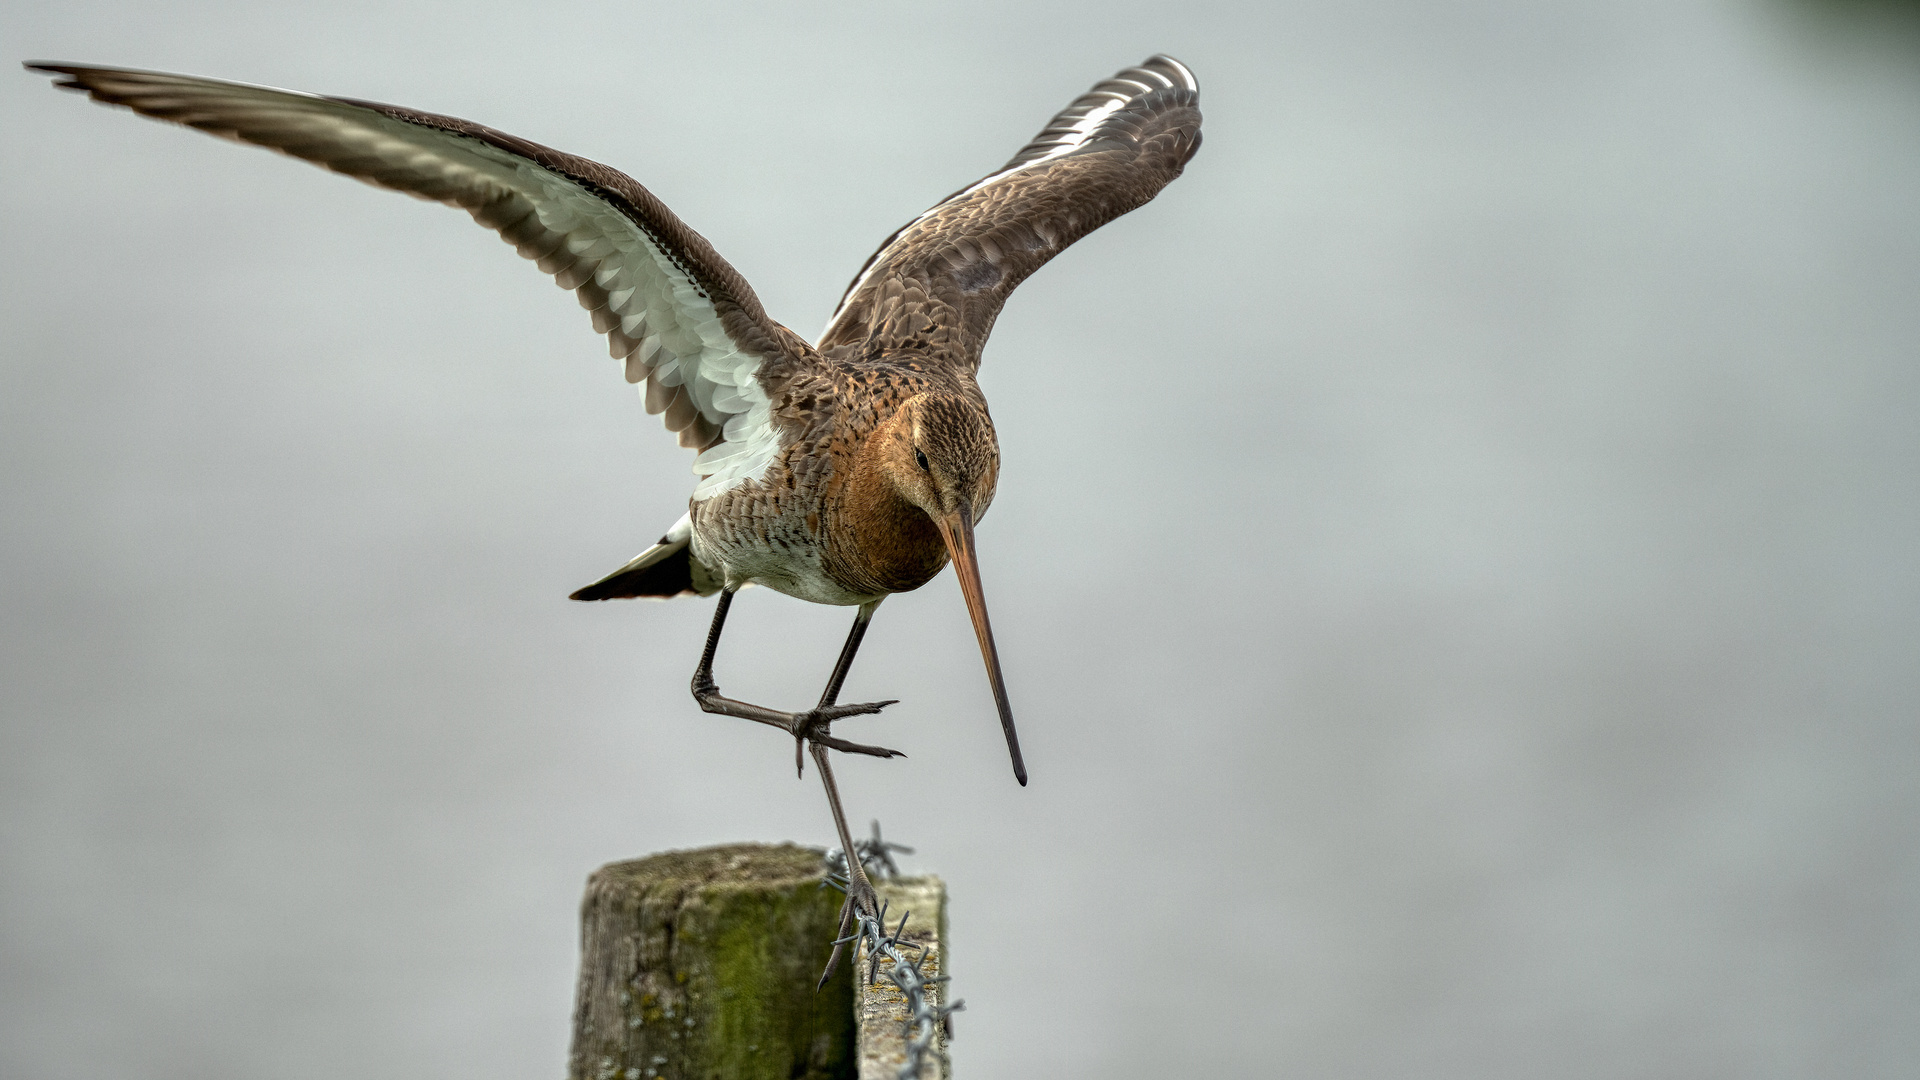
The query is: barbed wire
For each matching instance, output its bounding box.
[822,819,915,880]
[821,824,962,1080]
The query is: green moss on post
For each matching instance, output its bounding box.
[568,844,855,1080]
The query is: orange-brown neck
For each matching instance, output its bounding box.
[823,416,951,597]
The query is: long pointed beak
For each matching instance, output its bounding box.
[935,501,1027,786]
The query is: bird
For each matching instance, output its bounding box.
[29,54,1203,971]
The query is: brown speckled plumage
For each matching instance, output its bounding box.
[689,361,1001,604]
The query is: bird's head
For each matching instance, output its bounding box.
[881,392,1000,523]
[880,392,1025,785]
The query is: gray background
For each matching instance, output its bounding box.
[3,1,1916,1077]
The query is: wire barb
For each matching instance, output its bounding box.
[822,819,916,882]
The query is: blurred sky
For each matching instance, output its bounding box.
[3,2,1918,1078]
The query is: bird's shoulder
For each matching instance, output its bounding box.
[774,350,982,440]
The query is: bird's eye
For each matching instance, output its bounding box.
[914,449,931,472]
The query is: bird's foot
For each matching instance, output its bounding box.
[691,680,906,770]
[789,700,902,775]
[817,868,882,988]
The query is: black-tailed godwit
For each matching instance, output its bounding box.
[29,54,1203,967]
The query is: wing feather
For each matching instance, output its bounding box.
[28,62,798,499]
[818,55,1202,372]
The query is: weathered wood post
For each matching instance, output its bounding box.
[568,843,950,1080]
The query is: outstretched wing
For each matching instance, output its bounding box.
[817,54,1202,371]
[28,63,798,499]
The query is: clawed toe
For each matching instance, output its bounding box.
[789,699,900,746]
[818,699,900,722]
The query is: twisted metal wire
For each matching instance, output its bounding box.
[822,824,963,1080]
[823,819,915,880]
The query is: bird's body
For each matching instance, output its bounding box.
[30,53,1202,968]
[586,365,994,608]
[693,370,988,607]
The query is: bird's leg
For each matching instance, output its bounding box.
[791,600,885,776]
[689,594,892,985]
[690,590,904,762]
[808,602,890,985]
[816,600,879,707]
[813,738,879,988]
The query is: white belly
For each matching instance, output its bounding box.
[690,525,880,607]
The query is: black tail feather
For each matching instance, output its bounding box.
[569,546,697,601]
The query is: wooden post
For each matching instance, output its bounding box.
[567,844,952,1080]
[568,844,855,1080]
